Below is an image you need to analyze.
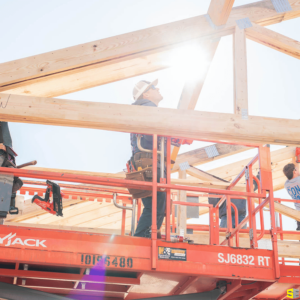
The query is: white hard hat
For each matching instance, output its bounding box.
[132,79,158,100]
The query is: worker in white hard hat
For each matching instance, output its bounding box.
[132,79,162,106]
[128,79,166,238]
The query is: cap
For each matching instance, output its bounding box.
[132,79,158,100]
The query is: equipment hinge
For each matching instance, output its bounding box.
[249,228,253,240]
[245,168,249,181]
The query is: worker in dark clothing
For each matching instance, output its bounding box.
[130,79,166,238]
[0,122,23,218]
[208,174,259,229]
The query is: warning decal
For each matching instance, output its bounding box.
[158,246,187,261]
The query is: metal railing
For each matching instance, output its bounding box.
[2,135,299,278]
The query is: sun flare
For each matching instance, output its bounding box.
[166,43,210,81]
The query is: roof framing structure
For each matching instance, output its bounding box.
[0,0,299,97]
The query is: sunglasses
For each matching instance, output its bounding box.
[145,85,157,92]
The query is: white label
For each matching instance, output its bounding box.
[0,233,47,248]
[218,253,270,267]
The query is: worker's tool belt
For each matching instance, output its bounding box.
[133,152,174,168]
[126,152,173,199]
[126,167,153,199]
[133,152,153,170]
[125,153,154,199]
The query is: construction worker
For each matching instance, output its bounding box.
[208,175,259,229]
[130,79,166,238]
[0,121,23,218]
[283,163,300,230]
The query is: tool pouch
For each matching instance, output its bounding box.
[126,167,153,199]
[0,174,14,218]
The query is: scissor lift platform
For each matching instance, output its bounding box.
[0,141,300,299]
[0,224,299,300]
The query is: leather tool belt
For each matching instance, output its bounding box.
[126,166,153,199]
[125,152,173,199]
[126,152,154,199]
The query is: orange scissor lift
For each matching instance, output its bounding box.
[0,134,299,300]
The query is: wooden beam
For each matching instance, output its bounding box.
[186,166,228,182]
[253,198,300,222]
[207,147,296,181]
[20,201,98,225]
[190,229,300,242]
[6,197,83,222]
[24,202,116,226]
[3,221,130,235]
[1,1,300,97]
[173,144,249,172]
[233,26,248,116]
[190,232,300,258]
[277,240,300,259]
[246,23,300,60]
[1,93,299,146]
[2,50,171,98]
[177,170,187,235]
[208,0,235,26]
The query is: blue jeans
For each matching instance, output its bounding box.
[220,213,247,229]
[134,192,166,237]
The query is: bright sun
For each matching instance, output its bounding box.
[166,42,210,81]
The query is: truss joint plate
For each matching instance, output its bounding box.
[179,161,190,171]
[241,108,248,120]
[271,0,292,13]
[205,145,219,158]
[235,17,252,29]
[205,14,225,30]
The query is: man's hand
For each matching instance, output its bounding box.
[0,143,6,151]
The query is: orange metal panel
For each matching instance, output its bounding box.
[0,225,276,282]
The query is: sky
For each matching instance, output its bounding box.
[0,0,300,232]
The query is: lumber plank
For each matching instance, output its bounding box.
[53,204,122,227]
[1,1,300,97]
[173,144,249,172]
[253,198,300,222]
[20,201,97,224]
[277,240,300,259]
[80,211,131,228]
[208,147,296,181]
[208,0,235,26]
[24,202,114,226]
[233,26,248,116]
[24,166,126,178]
[246,23,300,60]
[1,93,299,146]
[190,230,300,241]
[5,198,83,222]
[186,166,228,182]
[3,221,131,235]
[178,170,187,235]
[190,233,300,258]
[2,50,171,98]
[98,216,132,230]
